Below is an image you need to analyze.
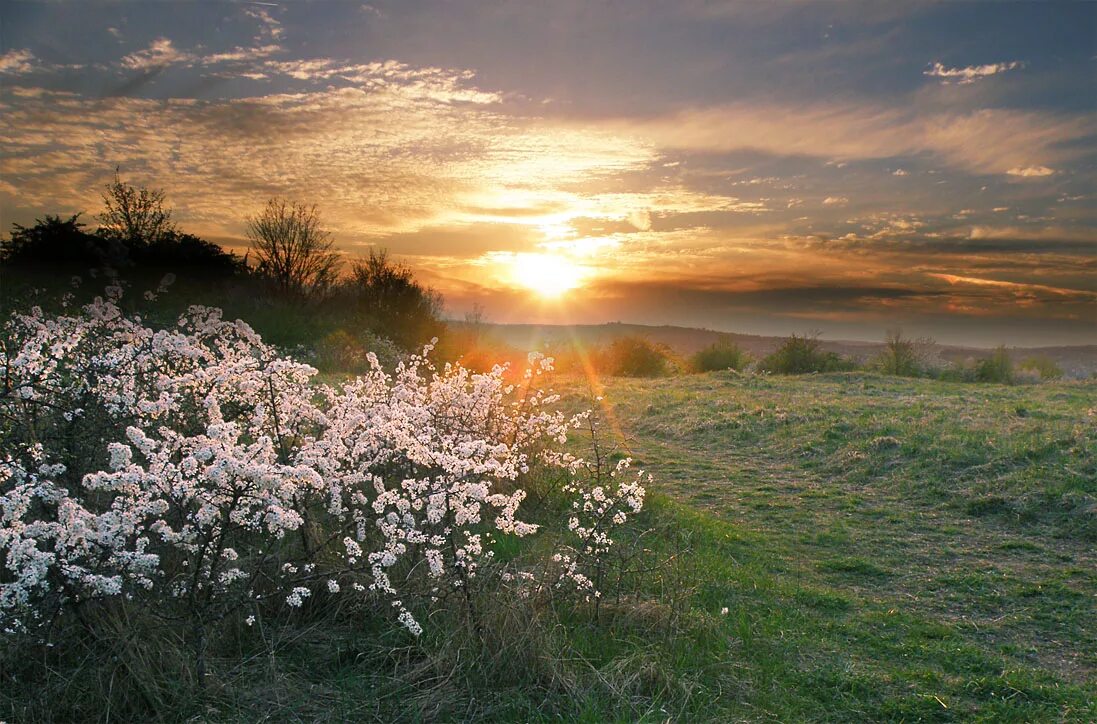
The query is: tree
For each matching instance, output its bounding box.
[98,169,178,247]
[2,213,114,268]
[343,249,443,348]
[246,198,341,299]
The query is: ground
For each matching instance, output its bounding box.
[544,371,1096,721]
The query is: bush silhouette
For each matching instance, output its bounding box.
[691,337,748,372]
[336,249,444,350]
[599,336,672,377]
[1,214,114,268]
[759,334,853,375]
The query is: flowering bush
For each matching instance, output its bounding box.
[0,283,645,667]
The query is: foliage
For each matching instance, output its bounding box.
[313,328,403,373]
[2,213,242,277]
[246,198,342,299]
[337,249,444,350]
[975,345,1014,384]
[0,287,644,696]
[873,329,933,377]
[758,334,854,374]
[1,214,114,268]
[1019,355,1063,380]
[691,337,748,372]
[599,336,673,377]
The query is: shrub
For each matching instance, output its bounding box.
[758,334,853,375]
[1018,355,1063,380]
[874,329,931,377]
[313,328,402,373]
[691,337,748,372]
[599,336,672,377]
[975,346,1014,384]
[336,249,445,351]
[0,286,646,690]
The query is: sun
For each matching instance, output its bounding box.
[509,253,584,298]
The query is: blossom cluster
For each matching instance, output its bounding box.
[554,457,649,598]
[1,286,643,636]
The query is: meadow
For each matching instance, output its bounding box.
[11,368,1089,722]
[283,372,1097,721]
[2,207,1094,721]
[147,370,1095,722]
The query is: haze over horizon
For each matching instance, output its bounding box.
[1,0,1094,347]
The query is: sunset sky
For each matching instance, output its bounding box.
[1,1,1094,346]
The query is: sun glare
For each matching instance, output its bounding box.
[509,253,584,298]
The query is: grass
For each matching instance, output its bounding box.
[545,371,1096,720]
[5,371,1094,721]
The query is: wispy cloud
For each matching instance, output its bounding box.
[120,37,196,70]
[611,101,1093,177]
[244,7,285,40]
[924,60,1025,84]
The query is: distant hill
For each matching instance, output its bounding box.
[453,321,1097,379]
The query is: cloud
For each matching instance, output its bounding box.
[203,45,283,65]
[924,61,1024,84]
[121,37,196,70]
[0,49,36,75]
[0,71,654,243]
[244,7,285,40]
[628,209,652,231]
[610,101,1093,177]
[1007,165,1055,177]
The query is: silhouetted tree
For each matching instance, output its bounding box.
[97,169,178,247]
[342,249,443,348]
[246,198,341,298]
[2,213,115,268]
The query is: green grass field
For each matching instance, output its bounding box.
[551,371,1097,721]
[186,371,1096,722]
[6,368,1094,722]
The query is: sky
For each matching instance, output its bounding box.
[1,0,1095,346]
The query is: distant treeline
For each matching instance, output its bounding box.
[453,328,1065,384]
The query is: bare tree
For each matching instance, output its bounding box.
[98,169,178,246]
[246,198,341,298]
